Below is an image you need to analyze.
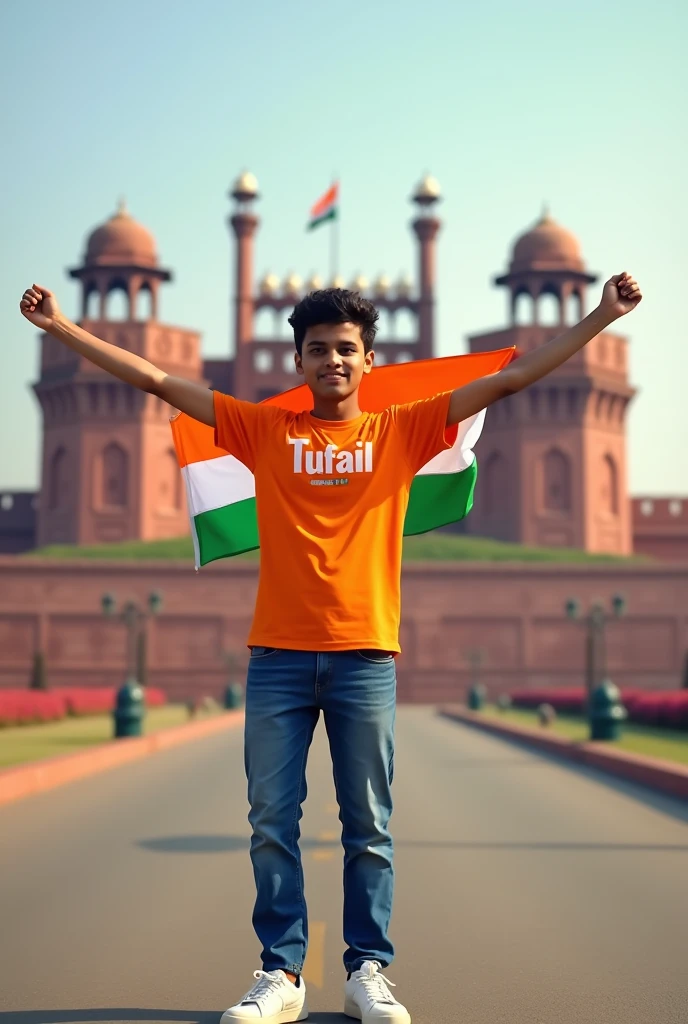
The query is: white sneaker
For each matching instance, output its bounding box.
[220,969,308,1023]
[344,961,411,1023]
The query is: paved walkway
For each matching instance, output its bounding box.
[1,706,687,1023]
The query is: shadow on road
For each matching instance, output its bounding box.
[0,1011,348,1024]
[137,833,688,855]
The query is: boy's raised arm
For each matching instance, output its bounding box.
[446,271,642,427]
[19,283,216,427]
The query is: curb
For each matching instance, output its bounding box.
[0,711,244,808]
[439,706,688,802]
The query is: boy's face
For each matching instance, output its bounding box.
[295,322,374,400]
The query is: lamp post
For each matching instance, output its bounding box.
[101,590,163,685]
[101,590,163,738]
[565,594,628,740]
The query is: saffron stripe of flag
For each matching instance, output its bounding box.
[308,182,339,230]
[170,349,515,569]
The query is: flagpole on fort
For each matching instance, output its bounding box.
[330,175,339,282]
[330,213,337,282]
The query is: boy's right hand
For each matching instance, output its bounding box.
[20,284,62,331]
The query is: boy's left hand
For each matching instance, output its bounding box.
[600,272,642,319]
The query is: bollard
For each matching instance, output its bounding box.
[588,680,627,741]
[467,683,487,711]
[113,679,145,738]
[537,702,557,727]
[224,683,244,710]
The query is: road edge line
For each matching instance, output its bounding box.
[0,711,244,808]
[439,706,688,802]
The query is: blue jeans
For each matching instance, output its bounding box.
[244,647,397,975]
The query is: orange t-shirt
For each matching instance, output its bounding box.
[213,389,453,653]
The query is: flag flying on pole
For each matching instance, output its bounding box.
[170,349,515,568]
[308,182,339,230]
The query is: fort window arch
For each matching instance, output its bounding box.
[602,453,619,516]
[536,285,560,327]
[565,289,583,325]
[101,442,128,508]
[159,448,182,510]
[542,448,571,512]
[48,447,69,510]
[85,284,100,320]
[135,283,154,321]
[513,289,534,325]
[106,283,129,322]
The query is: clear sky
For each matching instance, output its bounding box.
[1,0,686,493]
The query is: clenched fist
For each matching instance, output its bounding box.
[20,284,62,332]
[599,273,642,319]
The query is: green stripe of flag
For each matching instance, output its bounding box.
[194,497,259,565]
[192,464,477,567]
[403,463,478,536]
[307,207,337,231]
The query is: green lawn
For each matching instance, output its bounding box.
[401,533,641,563]
[0,704,218,769]
[23,532,643,563]
[482,705,688,766]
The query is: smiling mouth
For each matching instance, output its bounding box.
[319,373,347,380]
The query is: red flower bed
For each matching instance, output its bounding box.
[58,686,167,716]
[508,687,688,730]
[0,687,167,727]
[622,691,688,729]
[0,692,67,727]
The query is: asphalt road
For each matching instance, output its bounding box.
[1,707,687,1024]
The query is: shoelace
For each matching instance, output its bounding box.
[241,970,286,1005]
[356,962,397,1004]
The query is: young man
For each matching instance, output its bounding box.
[20,273,641,1023]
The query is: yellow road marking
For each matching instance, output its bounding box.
[312,849,335,861]
[318,830,338,842]
[303,921,326,989]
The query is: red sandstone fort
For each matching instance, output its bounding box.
[1,170,686,559]
[1,172,686,700]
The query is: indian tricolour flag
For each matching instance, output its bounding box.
[307,182,339,230]
[170,349,515,568]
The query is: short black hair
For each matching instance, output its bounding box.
[288,288,379,356]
